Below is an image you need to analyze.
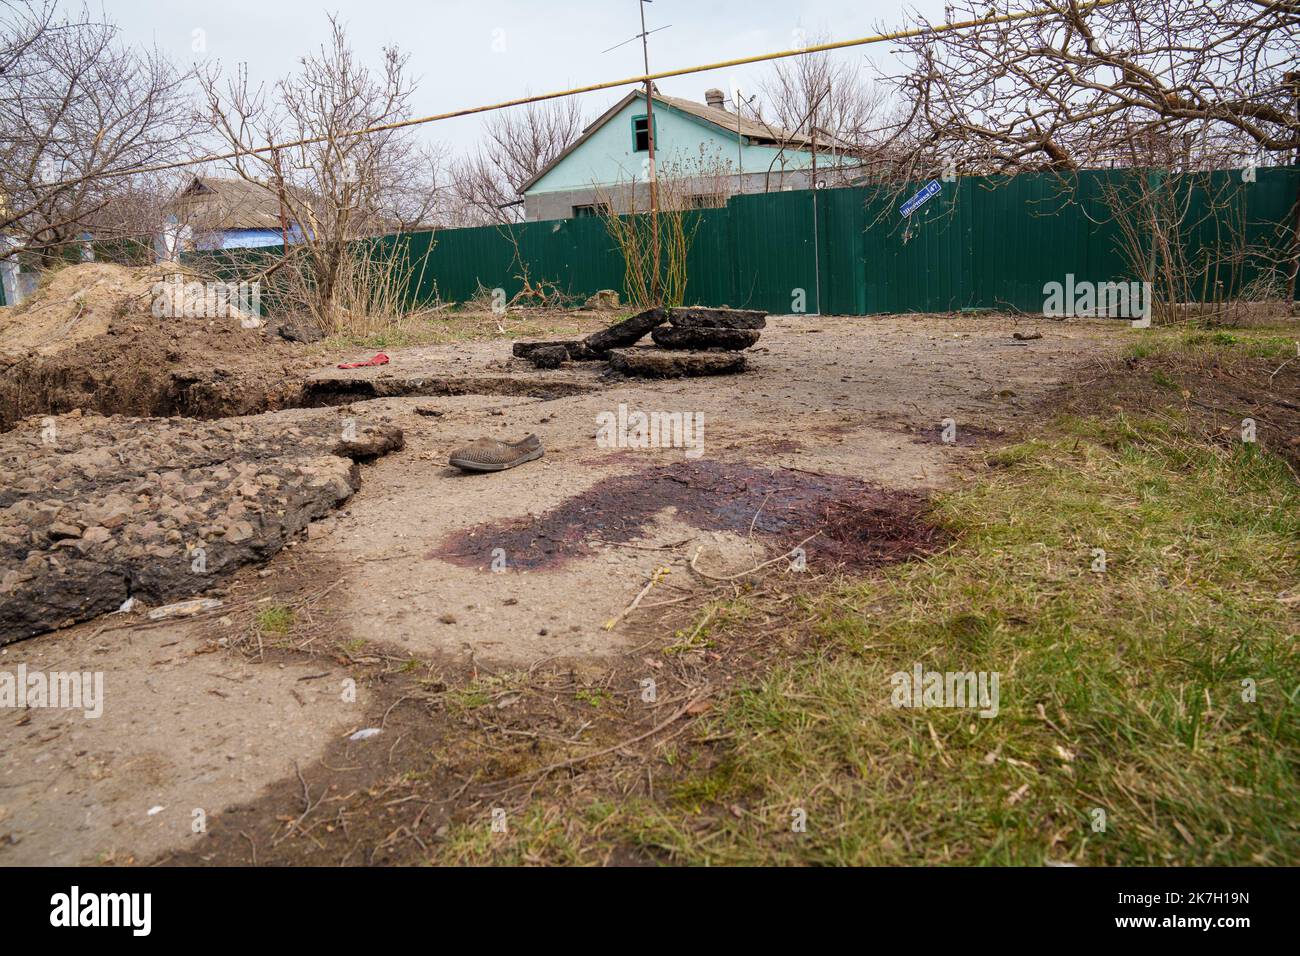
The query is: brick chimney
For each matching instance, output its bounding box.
[704,88,726,110]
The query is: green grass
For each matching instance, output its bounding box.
[254,604,295,636]
[320,324,449,352]
[438,405,1299,866]
[574,688,613,708]
[1125,326,1298,362]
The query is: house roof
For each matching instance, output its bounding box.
[519,90,813,195]
[170,176,290,232]
[655,93,811,147]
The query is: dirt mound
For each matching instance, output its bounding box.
[0,262,313,430]
[0,262,154,357]
[0,408,403,643]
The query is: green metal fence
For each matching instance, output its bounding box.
[180,166,1300,318]
[861,167,1299,313]
[415,166,1296,315]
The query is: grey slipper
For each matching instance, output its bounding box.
[449,434,544,472]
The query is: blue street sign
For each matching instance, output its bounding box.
[899,180,942,217]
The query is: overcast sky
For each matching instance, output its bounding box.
[83,0,948,156]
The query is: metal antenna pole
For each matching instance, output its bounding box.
[640,0,660,303]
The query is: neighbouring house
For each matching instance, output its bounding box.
[519,87,861,221]
[156,176,304,258]
[0,236,28,308]
[0,188,92,306]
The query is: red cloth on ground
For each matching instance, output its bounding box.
[337,352,390,369]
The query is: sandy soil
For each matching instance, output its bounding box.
[303,313,1110,664]
[0,618,355,864]
[0,310,1124,864]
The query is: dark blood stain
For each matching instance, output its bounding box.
[911,422,1007,446]
[429,460,943,572]
[723,437,804,455]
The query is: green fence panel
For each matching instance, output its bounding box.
[1074,168,1142,294]
[421,222,517,302]
[168,165,1297,321]
[682,206,735,307]
[815,186,868,315]
[960,171,1131,312]
[515,216,622,300]
[729,189,818,313]
[1176,167,1299,302]
[1245,167,1300,300]
[90,237,155,266]
[396,167,1298,316]
[860,178,968,313]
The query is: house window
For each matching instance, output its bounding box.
[572,203,609,219]
[631,114,656,153]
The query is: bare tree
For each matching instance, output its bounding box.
[759,36,887,160]
[0,1,201,264]
[0,0,51,77]
[201,14,445,328]
[881,0,1300,179]
[876,0,1300,315]
[449,99,586,225]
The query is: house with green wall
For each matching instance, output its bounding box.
[520,88,858,221]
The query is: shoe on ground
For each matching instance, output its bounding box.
[448,434,544,472]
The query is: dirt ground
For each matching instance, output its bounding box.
[0,263,313,429]
[0,310,1125,864]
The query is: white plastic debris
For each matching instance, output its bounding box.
[146,598,223,621]
[348,728,383,742]
[116,597,136,613]
[146,805,165,817]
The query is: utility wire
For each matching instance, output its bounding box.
[43,0,1122,188]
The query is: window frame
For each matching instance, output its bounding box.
[572,202,610,219]
[630,113,657,153]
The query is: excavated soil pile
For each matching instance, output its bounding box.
[0,409,403,643]
[513,305,766,377]
[0,262,314,430]
[433,459,942,572]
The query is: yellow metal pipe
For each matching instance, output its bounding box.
[61,1,1123,185]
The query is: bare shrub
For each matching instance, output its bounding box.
[594,156,724,309]
[200,14,446,330]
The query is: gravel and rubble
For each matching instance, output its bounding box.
[0,409,402,643]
